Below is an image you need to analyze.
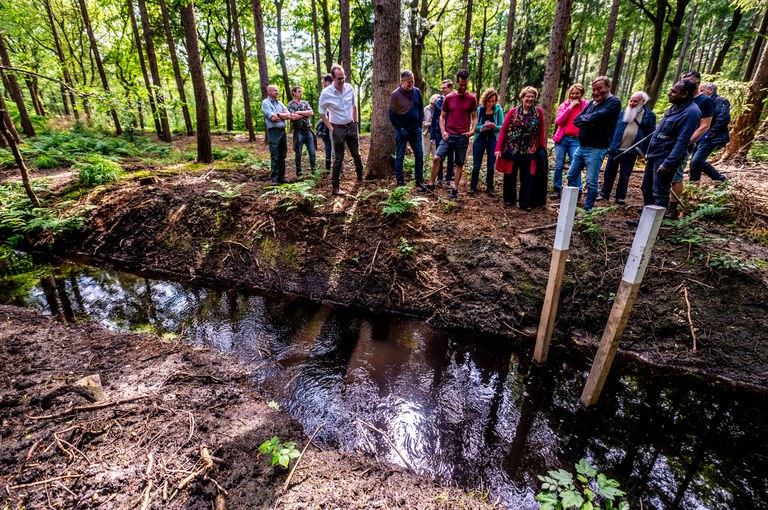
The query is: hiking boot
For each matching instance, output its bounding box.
[415,182,427,193]
[616,198,626,205]
[397,180,405,187]
[445,180,452,189]
[664,201,679,220]
[449,188,458,200]
[425,184,436,193]
[595,194,607,202]
[626,219,639,228]
[468,188,477,196]
[550,189,561,200]
[504,201,514,207]
[436,180,443,188]
[485,189,496,198]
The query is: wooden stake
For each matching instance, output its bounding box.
[580,205,665,408]
[534,186,579,363]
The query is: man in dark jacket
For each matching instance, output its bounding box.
[389,70,425,189]
[599,91,656,204]
[689,82,729,183]
[566,76,622,211]
[640,80,701,208]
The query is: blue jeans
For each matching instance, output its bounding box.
[434,138,455,183]
[267,128,287,183]
[471,135,496,191]
[321,135,332,171]
[294,130,316,175]
[600,152,637,201]
[689,140,725,182]
[641,158,675,207]
[394,128,424,185]
[567,146,608,210]
[553,136,580,191]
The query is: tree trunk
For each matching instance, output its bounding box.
[674,3,695,82]
[610,32,628,94]
[722,35,768,162]
[44,0,78,120]
[365,0,400,179]
[340,0,351,81]
[211,89,218,128]
[711,8,743,75]
[498,0,517,107]
[229,0,255,141]
[598,0,621,76]
[644,0,691,107]
[158,0,193,135]
[128,0,161,137]
[627,31,643,97]
[476,5,489,95]
[540,0,574,134]
[319,0,333,71]
[311,0,322,92]
[76,0,121,134]
[408,0,426,92]
[559,36,576,103]
[743,9,768,82]
[735,12,759,79]
[180,0,212,163]
[461,0,473,70]
[137,0,171,141]
[0,33,35,137]
[26,78,45,116]
[275,0,291,98]
[0,96,39,206]
[251,0,270,99]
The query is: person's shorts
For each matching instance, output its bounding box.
[673,148,692,183]
[435,133,469,166]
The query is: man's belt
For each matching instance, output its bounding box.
[332,121,356,128]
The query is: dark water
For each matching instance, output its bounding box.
[2,254,767,509]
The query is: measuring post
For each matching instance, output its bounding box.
[580,205,665,408]
[533,186,579,364]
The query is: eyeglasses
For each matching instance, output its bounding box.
[335,76,346,81]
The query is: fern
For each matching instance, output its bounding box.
[378,186,428,217]
[262,179,326,211]
[75,155,123,186]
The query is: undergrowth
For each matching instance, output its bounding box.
[379,186,428,217]
[575,206,617,247]
[262,178,326,211]
[74,155,123,186]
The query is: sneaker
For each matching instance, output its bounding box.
[522,206,532,212]
[436,180,443,188]
[445,180,452,189]
[504,201,514,207]
[425,184,436,193]
[415,183,427,193]
[626,219,639,228]
[616,199,626,205]
[449,188,458,200]
[468,188,477,196]
[550,189,561,200]
[485,189,496,198]
[595,194,607,202]
[397,180,405,187]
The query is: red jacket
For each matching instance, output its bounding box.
[495,106,547,174]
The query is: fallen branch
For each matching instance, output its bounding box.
[417,284,447,300]
[283,422,326,491]
[356,419,417,474]
[178,445,215,490]
[9,474,83,490]
[683,287,697,353]
[519,222,557,234]
[26,395,152,421]
[364,241,382,275]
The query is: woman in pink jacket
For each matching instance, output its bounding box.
[550,83,586,200]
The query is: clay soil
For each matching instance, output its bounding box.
[2,132,768,508]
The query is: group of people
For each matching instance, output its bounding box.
[262,65,731,217]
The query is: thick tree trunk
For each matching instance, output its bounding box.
[311,0,322,93]
[137,0,171,141]
[319,0,333,71]
[44,0,78,120]
[0,97,39,206]
[743,9,768,82]
[498,0,517,107]
[229,0,255,141]
[365,0,400,179]
[158,0,193,135]
[461,0,473,70]
[735,12,759,79]
[722,36,768,162]
[76,0,121,134]
[128,0,161,137]
[0,34,35,137]
[275,0,291,98]
[251,0,270,99]
[340,0,351,82]
[559,37,576,103]
[645,0,691,107]
[475,5,489,95]
[675,3,695,82]
[711,8,743,75]
[627,31,644,97]
[610,32,628,94]
[408,0,427,93]
[540,0,574,134]
[180,0,212,163]
[598,0,621,76]
[26,78,45,116]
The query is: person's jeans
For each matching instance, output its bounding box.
[689,140,725,182]
[331,123,364,188]
[470,135,496,191]
[567,146,608,210]
[600,152,638,201]
[394,128,424,185]
[267,128,287,183]
[294,130,316,175]
[641,158,675,207]
[322,135,332,171]
[553,136,580,191]
[434,138,455,183]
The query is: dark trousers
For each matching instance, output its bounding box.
[689,140,725,182]
[600,152,638,201]
[267,128,287,183]
[503,154,532,207]
[394,128,424,185]
[434,138,455,183]
[471,136,496,191]
[332,123,364,188]
[641,158,675,207]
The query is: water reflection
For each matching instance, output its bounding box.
[2,259,766,509]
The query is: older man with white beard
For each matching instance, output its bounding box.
[597,91,656,204]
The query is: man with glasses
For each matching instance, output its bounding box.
[319,65,364,196]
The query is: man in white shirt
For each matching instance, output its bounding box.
[319,65,364,196]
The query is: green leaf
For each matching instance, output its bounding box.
[536,492,558,505]
[278,454,290,467]
[581,501,594,510]
[551,469,575,487]
[575,458,597,478]
[561,489,584,508]
[288,449,301,459]
[596,474,626,500]
[618,502,629,510]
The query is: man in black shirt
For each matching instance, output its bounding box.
[690,82,729,183]
[566,76,622,211]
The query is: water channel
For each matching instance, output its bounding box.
[1,254,766,509]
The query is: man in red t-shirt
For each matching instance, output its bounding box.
[427,69,478,199]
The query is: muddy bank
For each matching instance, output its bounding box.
[0,305,497,509]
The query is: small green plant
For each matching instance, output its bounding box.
[244,155,271,172]
[575,206,617,247]
[258,436,300,468]
[34,153,60,169]
[398,237,414,258]
[262,179,326,211]
[75,155,122,186]
[267,401,281,411]
[702,252,765,273]
[378,186,427,217]
[536,458,629,510]
[207,179,246,206]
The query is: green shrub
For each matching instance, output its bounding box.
[75,155,122,186]
[258,436,300,468]
[34,153,60,169]
[378,186,428,217]
[262,179,326,211]
[0,149,16,168]
[537,458,629,510]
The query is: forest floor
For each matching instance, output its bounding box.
[2,130,768,508]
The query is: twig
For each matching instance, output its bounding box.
[9,474,83,490]
[26,395,152,421]
[356,419,417,474]
[683,287,697,352]
[417,284,447,300]
[140,481,153,510]
[283,423,326,491]
[178,445,215,490]
[519,222,557,234]
[364,241,382,275]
